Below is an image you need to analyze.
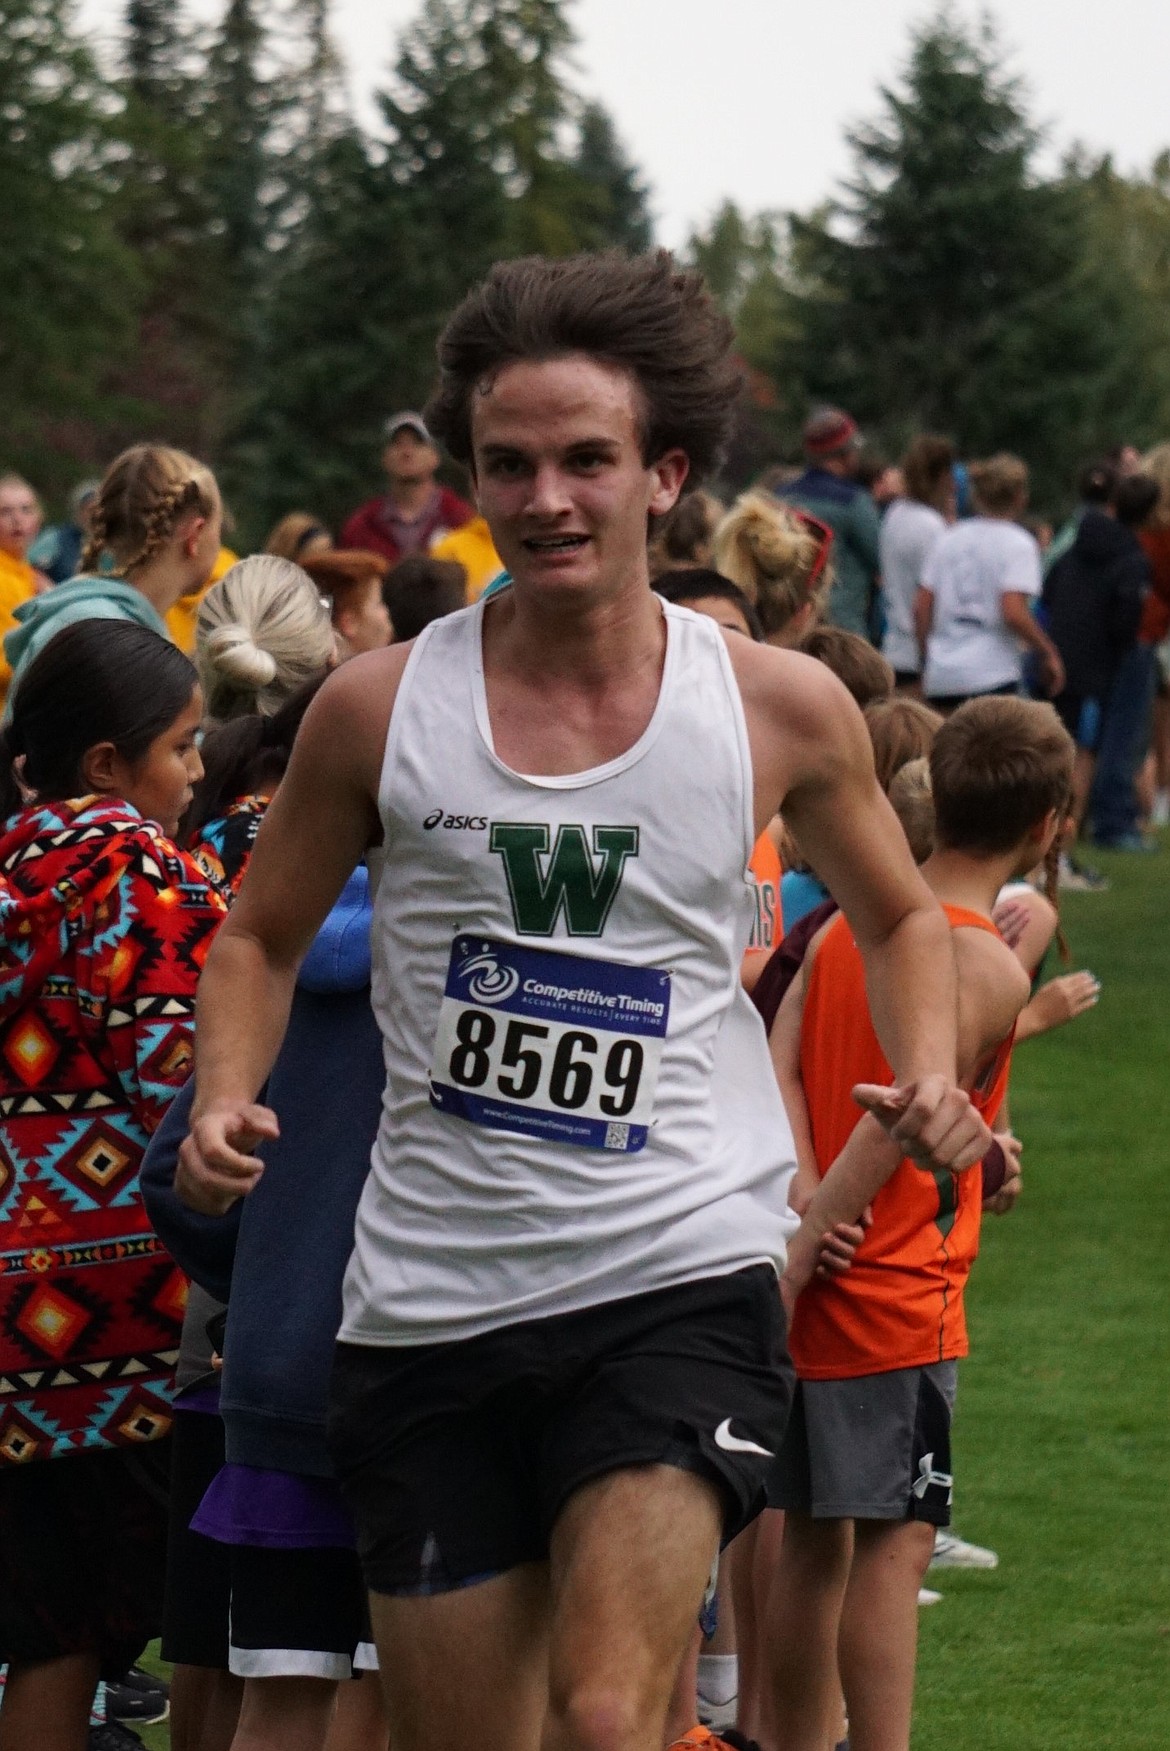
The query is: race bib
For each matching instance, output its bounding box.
[429,935,671,1153]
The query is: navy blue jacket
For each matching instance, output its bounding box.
[142,868,384,1476]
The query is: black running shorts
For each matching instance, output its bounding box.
[327,1264,793,1595]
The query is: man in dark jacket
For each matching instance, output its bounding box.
[1042,472,1158,835]
[778,408,882,639]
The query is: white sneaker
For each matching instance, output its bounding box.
[1151,790,1170,828]
[930,1529,999,1570]
[918,1586,943,1605]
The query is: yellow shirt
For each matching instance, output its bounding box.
[0,550,40,705]
[430,518,502,602]
[165,546,239,653]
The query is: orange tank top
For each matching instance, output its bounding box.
[746,830,783,954]
[790,905,1013,1380]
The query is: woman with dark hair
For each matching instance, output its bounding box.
[0,622,225,1751]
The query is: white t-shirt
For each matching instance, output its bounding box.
[879,499,947,675]
[922,518,1042,698]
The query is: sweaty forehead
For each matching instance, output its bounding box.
[471,355,644,451]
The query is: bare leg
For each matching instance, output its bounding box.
[326,1670,390,1751]
[762,1513,852,1751]
[730,1509,786,1747]
[838,1519,934,1751]
[544,1463,723,1751]
[663,1627,701,1745]
[369,1564,550,1751]
[229,1676,340,1751]
[1071,747,1096,835]
[0,1653,99,1751]
[170,1664,244,1751]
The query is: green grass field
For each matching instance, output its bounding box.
[917,843,1170,1750]
[137,846,1170,1749]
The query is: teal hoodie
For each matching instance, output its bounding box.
[4,575,170,701]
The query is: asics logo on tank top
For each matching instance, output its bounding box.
[490,823,639,937]
[423,809,488,831]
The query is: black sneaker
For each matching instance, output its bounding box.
[105,1666,169,1726]
[88,1724,145,1749]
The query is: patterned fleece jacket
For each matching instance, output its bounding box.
[0,796,224,1464]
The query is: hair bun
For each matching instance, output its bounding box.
[204,624,279,690]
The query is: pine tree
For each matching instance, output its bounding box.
[110,0,228,454]
[784,13,1137,500]
[569,103,653,253]
[202,0,271,282]
[0,0,138,493]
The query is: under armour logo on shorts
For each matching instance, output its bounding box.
[912,1452,954,1503]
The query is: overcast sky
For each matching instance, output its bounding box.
[79,0,1170,245]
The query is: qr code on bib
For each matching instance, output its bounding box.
[604,1123,631,1151]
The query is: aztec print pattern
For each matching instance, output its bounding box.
[188,793,272,901]
[0,797,225,1463]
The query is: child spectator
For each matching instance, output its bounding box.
[4,446,222,706]
[196,554,336,724]
[264,511,333,564]
[799,624,895,708]
[713,492,832,646]
[0,622,224,1751]
[648,489,724,579]
[382,553,467,642]
[301,548,392,658]
[764,695,1073,1751]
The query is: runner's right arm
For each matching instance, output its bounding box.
[177,648,406,1213]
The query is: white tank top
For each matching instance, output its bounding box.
[340,598,797,1346]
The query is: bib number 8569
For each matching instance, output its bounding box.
[448,1011,643,1116]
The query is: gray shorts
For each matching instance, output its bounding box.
[765,1360,957,1524]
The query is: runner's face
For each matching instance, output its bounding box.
[470,356,687,600]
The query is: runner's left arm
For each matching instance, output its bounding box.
[739,646,989,1175]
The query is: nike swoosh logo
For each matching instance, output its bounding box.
[714,1418,774,1458]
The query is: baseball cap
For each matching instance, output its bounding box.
[802,407,862,458]
[384,411,432,443]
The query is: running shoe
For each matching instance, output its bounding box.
[930,1529,999,1570]
[917,1586,943,1606]
[105,1666,169,1726]
[1057,853,1108,892]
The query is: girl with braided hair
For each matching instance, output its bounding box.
[3,445,222,706]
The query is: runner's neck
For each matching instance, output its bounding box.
[484,577,666,690]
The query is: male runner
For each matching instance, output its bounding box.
[177,251,991,1751]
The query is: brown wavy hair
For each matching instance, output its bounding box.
[427,250,742,484]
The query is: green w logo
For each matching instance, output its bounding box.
[490,824,639,936]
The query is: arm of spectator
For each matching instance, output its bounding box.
[767,944,822,1215]
[913,584,934,669]
[1014,970,1100,1042]
[1001,592,1065,696]
[992,886,1058,977]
